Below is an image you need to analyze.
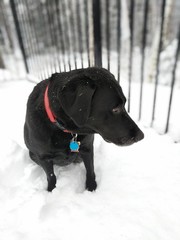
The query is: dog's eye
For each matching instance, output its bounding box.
[112,105,122,114]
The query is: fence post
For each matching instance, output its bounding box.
[10,0,29,73]
[151,0,166,126]
[128,0,135,113]
[106,0,110,70]
[139,0,149,120]
[165,26,180,133]
[117,0,121,83]
[92,0,102,67]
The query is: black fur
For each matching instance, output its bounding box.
[24,67,144,192]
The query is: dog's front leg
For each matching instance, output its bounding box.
[39,159,56,192]
[81,149,97,192]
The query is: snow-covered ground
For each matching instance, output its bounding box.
[0,78,180,240]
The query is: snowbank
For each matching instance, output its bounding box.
[0,80,180,240]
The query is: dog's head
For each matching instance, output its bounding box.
[57,67,144,146]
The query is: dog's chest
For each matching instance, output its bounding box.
[51,131,73,150]
[49,131,83,166]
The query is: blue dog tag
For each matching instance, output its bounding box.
[70,141,80,152]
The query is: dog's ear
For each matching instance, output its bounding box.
[60,80,96,127]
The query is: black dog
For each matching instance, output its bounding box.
[24,67,144,192]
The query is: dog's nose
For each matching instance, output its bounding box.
[134,130,144,142]
[129,128,144,143]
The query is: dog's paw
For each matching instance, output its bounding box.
[86,179,97,192]
[47,175,56,192]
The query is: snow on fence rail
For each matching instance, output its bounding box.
[0,0,180,140]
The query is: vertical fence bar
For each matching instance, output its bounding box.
[53,0,62,72]
[139,0,149,120]
[0,2,5,70]
[46,0,57,73]
[10,0,29,73]
[40,1,54,76]
[106,0,110,70]
[76,0,84,68]
[49,0,64,72]
[88,0,95,67]
[68,0,77,69]
[17,0,33,74]
[92,0,102,67]
[128,0,135,113]
[24,0,44,79]
[60,0,71,71]
[151,0,166,126]
[117,0,121,83]
[55,0,66,72]
[84,0,90,67]
[49,0,61,73]
[47,0,57,73]
[52,0,62,73]
[165,26,180,133]
[65,0,74,71]
[38,2,51,78]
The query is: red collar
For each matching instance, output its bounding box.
[44,84,56,123]
[44,84,71,133]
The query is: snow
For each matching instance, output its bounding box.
[0,78,180,240]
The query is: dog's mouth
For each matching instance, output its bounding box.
[104,133,144,146]
[104,137,135,146]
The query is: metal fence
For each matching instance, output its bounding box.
[0,0,180,139]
